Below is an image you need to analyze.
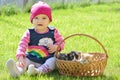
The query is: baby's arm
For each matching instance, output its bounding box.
[16,56,26,68]
[16,30,30,67]
[47,44,58,53]
[54,29,64,51]
[47,29,64,53]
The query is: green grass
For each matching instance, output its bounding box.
[0,2,120,80]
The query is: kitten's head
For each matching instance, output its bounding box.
[58,53,68,60]
[67,51,80,60]
[79,53,93,64]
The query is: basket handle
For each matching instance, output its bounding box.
[55,33,108,58]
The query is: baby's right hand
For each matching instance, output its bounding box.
[17,56,26,68]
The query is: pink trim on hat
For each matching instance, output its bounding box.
[30,1,52,23]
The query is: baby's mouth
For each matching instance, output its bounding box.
[37,24,43,26]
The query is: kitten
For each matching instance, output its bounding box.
[67,51,80,61]
[58,53,68,60]
[77,53,93,64]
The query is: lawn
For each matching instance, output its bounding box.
[0,2,120,80]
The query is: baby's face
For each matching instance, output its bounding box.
[32,14,50,32]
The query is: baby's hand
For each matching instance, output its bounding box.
[16,56,26,68]
[47,44,58,53]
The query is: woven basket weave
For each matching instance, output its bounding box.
[55,34,108,77]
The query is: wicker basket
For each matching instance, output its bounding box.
[55,34,108,77]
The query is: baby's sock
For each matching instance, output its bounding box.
[37,57,56,74]
[6,58,23,77]
[27,64,39,75]
[27,64,51,76]
[37,64,52,74]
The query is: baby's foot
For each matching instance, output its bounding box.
[6,58,21,77]
[27,64,39,76]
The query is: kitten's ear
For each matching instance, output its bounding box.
[75,54,79,59]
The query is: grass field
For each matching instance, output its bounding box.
[0,2,120,80]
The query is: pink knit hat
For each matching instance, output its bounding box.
[30,1,52,23]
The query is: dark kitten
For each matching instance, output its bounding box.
[58,53,68,60]
[67,51,80,61]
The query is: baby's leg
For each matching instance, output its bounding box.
[27,57,56,75]
[6,58,38,77]
[25,58,41,68]
[6,58,26,77]
[38,57,56,73]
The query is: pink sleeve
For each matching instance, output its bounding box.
[54,29,64,51]
[16,30,30,59]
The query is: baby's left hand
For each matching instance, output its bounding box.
[47,44,58,53]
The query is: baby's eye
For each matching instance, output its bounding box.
[35,17,38,19]
[42,17,46,19]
